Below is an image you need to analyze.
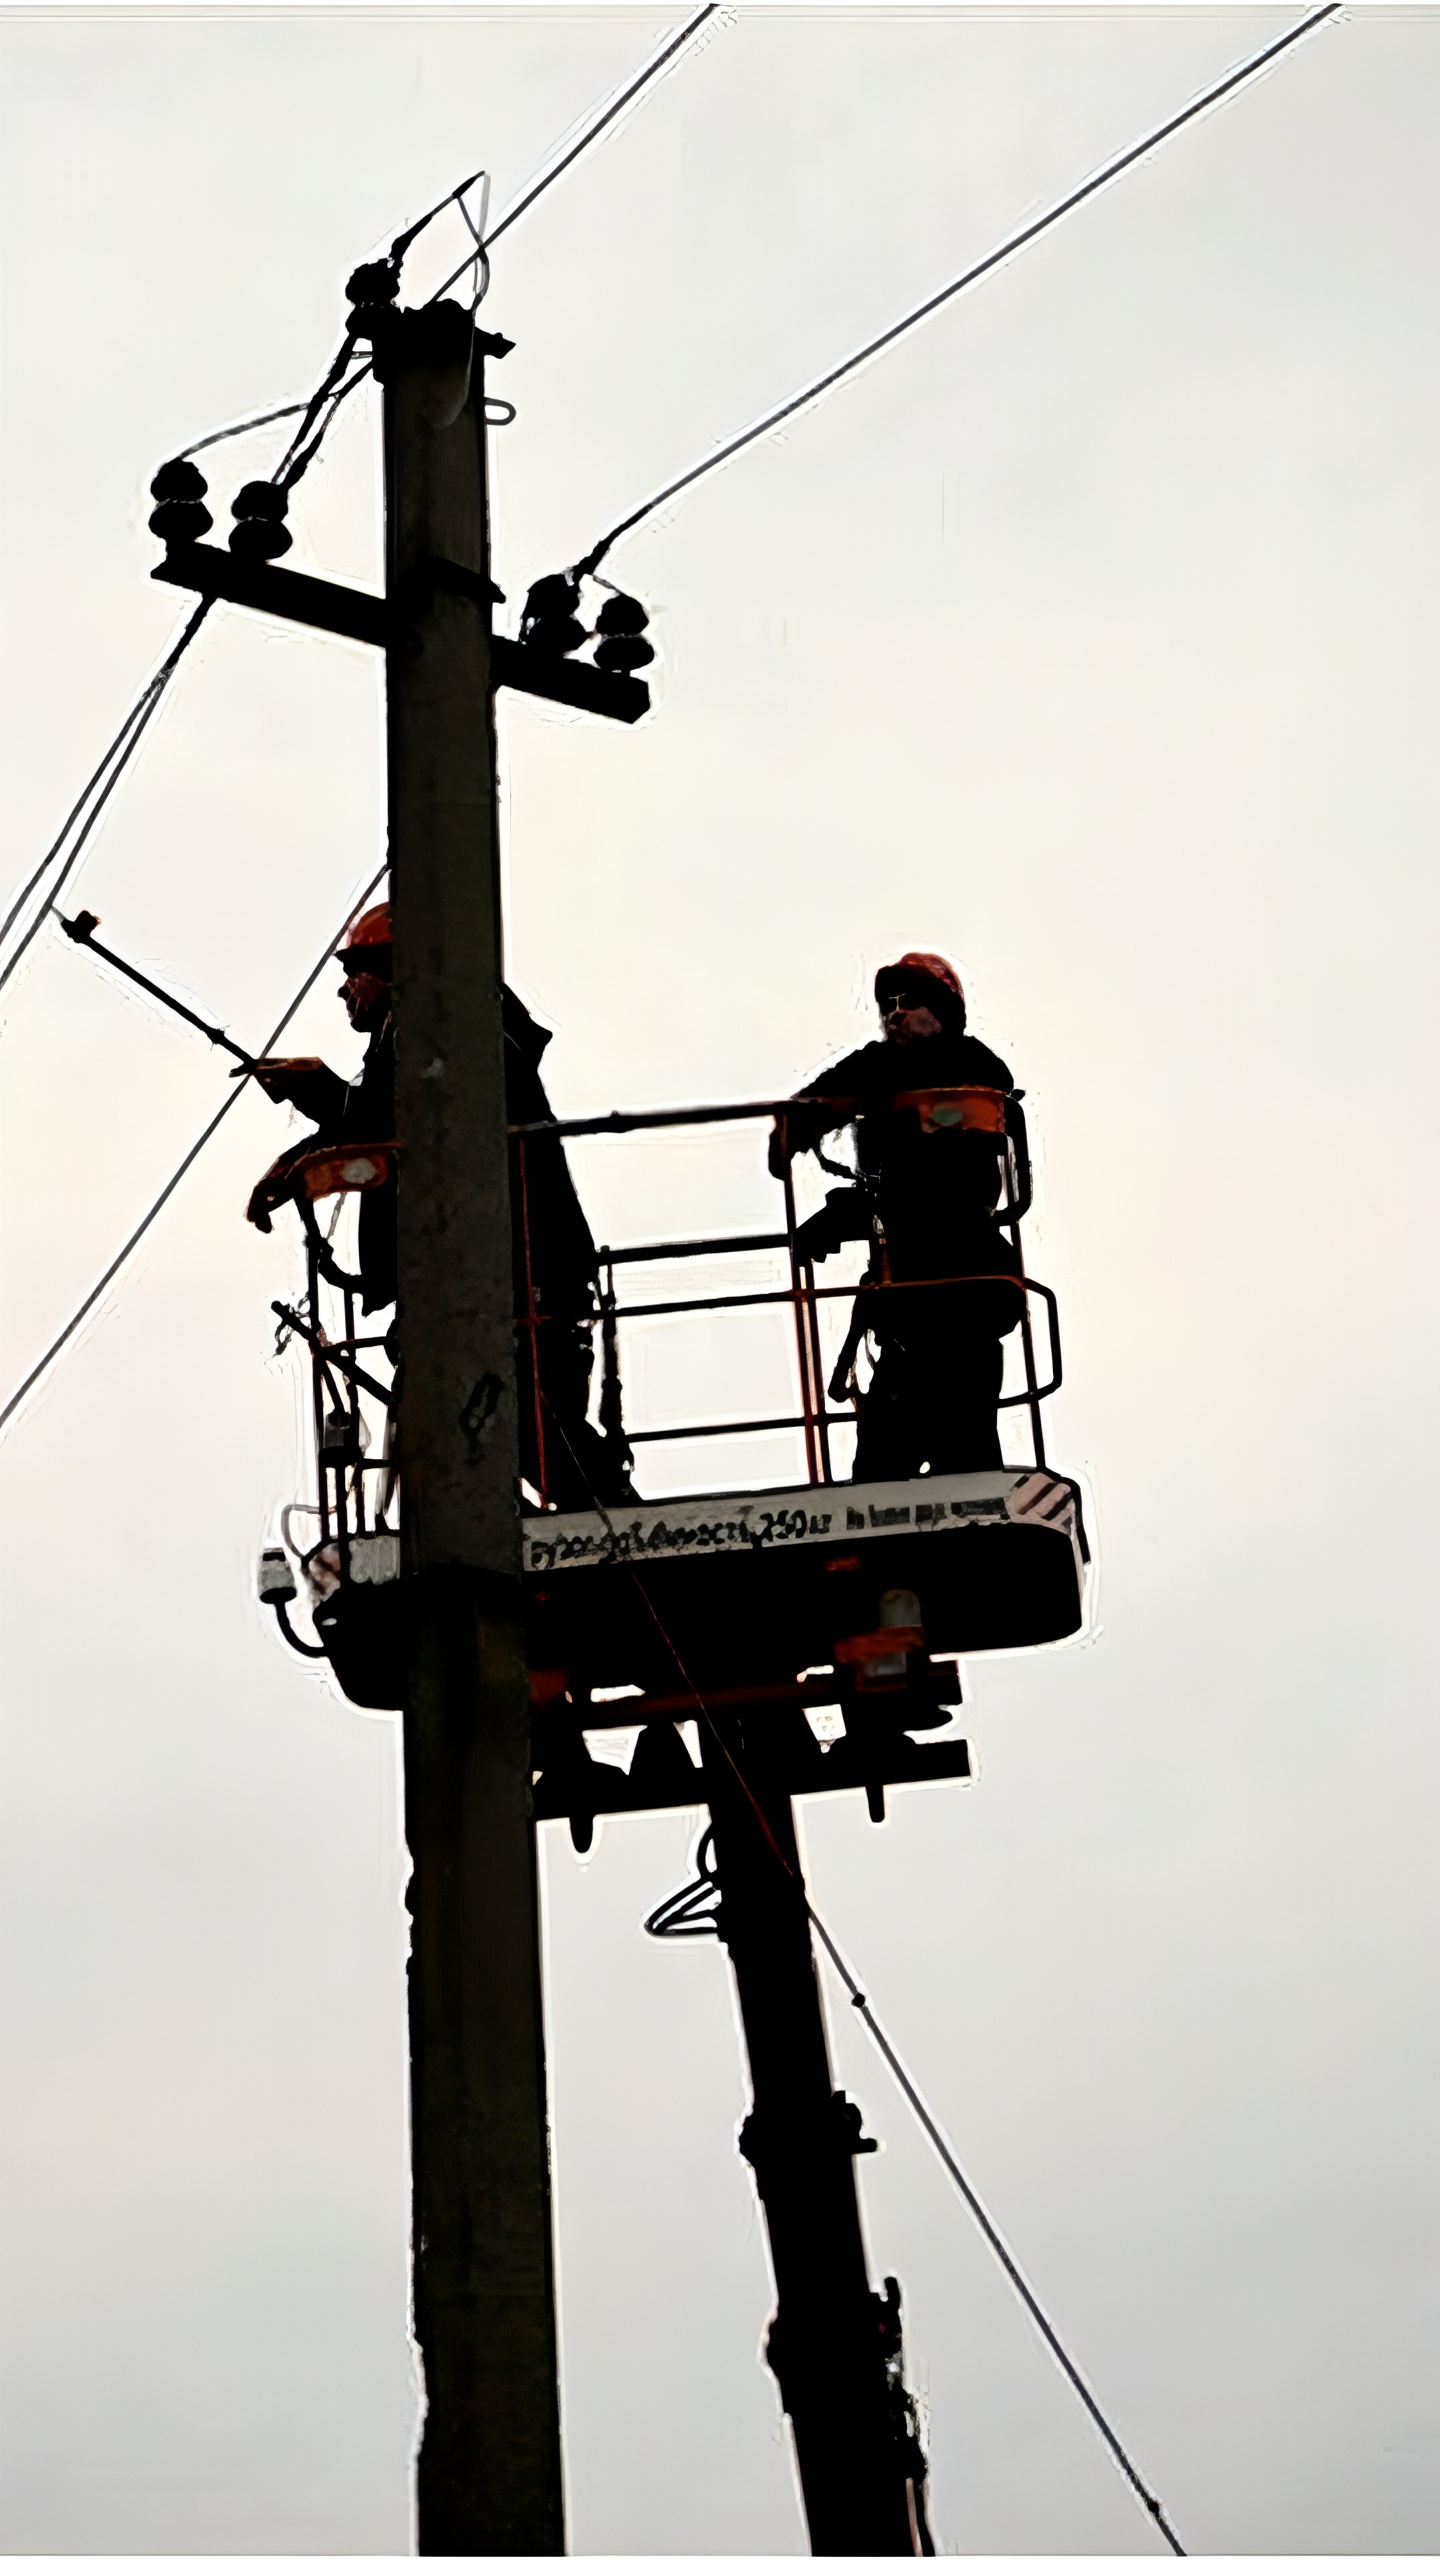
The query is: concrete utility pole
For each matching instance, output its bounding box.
[381,301,564,2557]
[152,294,638,2556]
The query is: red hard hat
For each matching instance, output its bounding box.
[875,950,963,1003]
[341,902,391,954]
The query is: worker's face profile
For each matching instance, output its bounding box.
[878,985,943,1045]
[339,965,389,1033]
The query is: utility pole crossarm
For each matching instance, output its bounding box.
[151,546,650,721]
[493,632,648,722]
[152,544,389,647]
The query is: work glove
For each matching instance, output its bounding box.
[246,1144,311,1233]
[239,1056,332,1111]
[794,1187,872,1264]
[246,1173,286,1233]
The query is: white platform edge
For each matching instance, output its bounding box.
[522,1469,1078,1574]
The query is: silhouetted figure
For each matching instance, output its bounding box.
[245,904,630,1509]
[773,952,1022,1480]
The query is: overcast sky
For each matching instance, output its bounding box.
[1,5,1437,2555]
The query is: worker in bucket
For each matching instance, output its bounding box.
[771,952,1023,1480]
[245,904,398,1303]
[244,903,631,1510]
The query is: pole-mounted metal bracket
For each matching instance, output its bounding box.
[738,2089,879,2180]
[151,542,650,722]
[393,554,507,614]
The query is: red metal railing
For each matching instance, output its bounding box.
[283,1087,1061,1554]
[514,1090,1058,1503]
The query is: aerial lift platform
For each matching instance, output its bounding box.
[260,1079,1086,1821]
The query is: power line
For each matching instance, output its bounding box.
[274,342,376,490]
[287,2,725,482]
[1,11,727,1418]
[180,399,311,463]
[0,600,213,995]
[205,173,489,490]
[173,4,724,488]
[0,865,387,1439]
[434,0,721,294]
[390,164,488,268]
[573,0,1339,576]
[268,178,496,491]
[0,9,723,990]
[807,1909,1188,2557]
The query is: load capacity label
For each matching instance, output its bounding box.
[523,1470,1072,1573]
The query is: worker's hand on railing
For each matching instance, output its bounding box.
[246,1143,312,1232]
[246,1172,289,1232]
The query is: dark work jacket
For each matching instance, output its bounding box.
[502,993,600,1321]
[785,1029,1021,1329]
[290,991,598,1318]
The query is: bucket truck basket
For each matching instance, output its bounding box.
[263,1087,1087,1784]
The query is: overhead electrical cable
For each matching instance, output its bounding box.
[572,0,1339,577]
[532,1405,1186,2555]
[0,866,387,1438]
[0,676,159,952]
[180,399,311,462]
[807,1911,1188,2557]
[174,3,723,485]
[274,342,374,490]
[285,0,723,477]
[0,600,213,997]
[270,168,490,487]
[431,0,721,289]
[0,6,723,995]
[175,173,492,477]
[389,163,489,269]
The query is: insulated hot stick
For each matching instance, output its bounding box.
[57,898,384,1314]
[59,910,264,1072]
[57,911,348,1280]
[0,861,388,1441]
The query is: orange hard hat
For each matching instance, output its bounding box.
[340,905,392,977]
[341,902,391,954]
[875,951,963,1004]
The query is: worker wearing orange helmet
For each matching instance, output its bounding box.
[771,952,1022,1479]
[246,903,630,1508]
[245,902,400,1301]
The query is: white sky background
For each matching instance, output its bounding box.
[1,4,1437,2553]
